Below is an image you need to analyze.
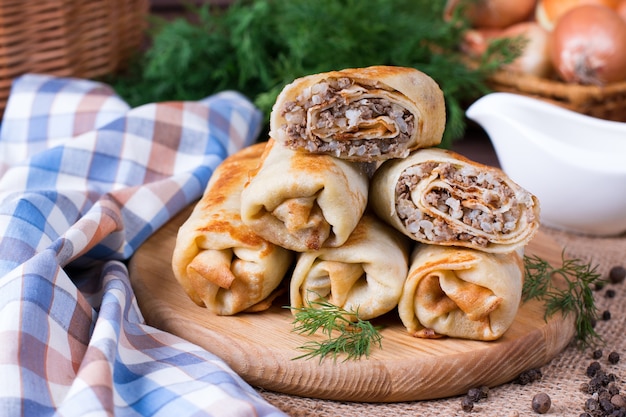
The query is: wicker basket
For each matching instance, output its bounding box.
[488,70,626,122]
[0,0,149,117]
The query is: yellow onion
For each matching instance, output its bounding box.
[444,0,537,29]
[550,5,626,84]
[536,0,621,30]
[617,0,626,20]
[462,22,553,77]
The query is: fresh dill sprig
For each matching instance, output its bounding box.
[288,298,383,363]
[523,251,605,349]
[108,0,523,148]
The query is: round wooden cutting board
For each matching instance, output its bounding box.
[128,205,575,403]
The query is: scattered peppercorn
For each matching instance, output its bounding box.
[588,378,603,394]
[609,351,621,364]
[587,361,602,378]
[605,289,616,298]
[599,389,612,402]
[612,394,626,408]
[467,387,482,403]
[585,397,600,413]
[609,265,626,284]
[532,392,551,414]
[609,382,620,396]
[461,395,474,412]
[594,370,611,387]
[602,310,611,321]
[600,398,614,414]
[514,368,543,385]
[580,382,590,393]
[460,385,491,412]
[593,349,604,359]
[581,356,626,416]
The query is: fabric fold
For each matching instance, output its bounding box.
[0,74,288,416]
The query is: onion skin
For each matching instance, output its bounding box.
[445,0,537,29]
[550,5,626,85]
[536,0,621,30]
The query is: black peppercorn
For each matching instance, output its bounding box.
[592,370,611,388]
[587,361,602,378]
[593,349,604,359]
[605,289,616,298]
[609,265,626,284]
[588,377,604,393]
[602,310,611,320]
[600,397,614,413]
[598,389,612,403]
[612,394,626,408]
[532,392,551,414]
[609,351,621,364]
[528,369,543,381]
[515,368,542,385]
[461,395,474,412]
[467,387,482,403]
[585,397,600,413]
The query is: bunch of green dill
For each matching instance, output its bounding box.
[109,0,520,147]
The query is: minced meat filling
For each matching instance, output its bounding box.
[395,162,528,247]
[281,77,414,158]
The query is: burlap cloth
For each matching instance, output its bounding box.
[257,226,626,416]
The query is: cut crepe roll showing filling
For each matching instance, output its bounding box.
[398,244,524,341]
[172,142,294,315]
[240,138,369,252]
[290,214,411,321]
[270,65,446,162]
[370,148,540,253]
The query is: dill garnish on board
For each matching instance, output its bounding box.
[523,252,604,349]
[108,0,522,148]
[289,254,603,362]
[288,299,383,363]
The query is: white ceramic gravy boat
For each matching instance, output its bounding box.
[466,92,626,236]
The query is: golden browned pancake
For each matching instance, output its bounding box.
[172,142,294,315]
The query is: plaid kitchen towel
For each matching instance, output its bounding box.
[0,74,288,417]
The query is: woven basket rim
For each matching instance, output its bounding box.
[0,0,149,117]
[490,70,626,95]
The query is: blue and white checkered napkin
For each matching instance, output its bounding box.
[0,74,288,417]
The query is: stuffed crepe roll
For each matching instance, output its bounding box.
[290,214,411,321]
[270,65,446,162]
[240,138,369,252]
[398,244,524,341]
[370,148,540,253]
[172,142,294,315]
